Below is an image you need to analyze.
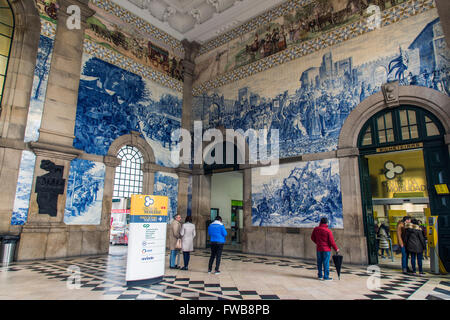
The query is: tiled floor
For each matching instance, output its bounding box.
[0,246,449,300]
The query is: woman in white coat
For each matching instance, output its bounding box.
[180,216,196,270]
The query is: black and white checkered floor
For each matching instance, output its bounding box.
[1,249,448,300]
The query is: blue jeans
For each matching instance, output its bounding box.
[401,246,409,271]
[317,251,331,279]
[170,250,178,267]
[410,252,423,273]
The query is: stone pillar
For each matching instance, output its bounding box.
[38,0,94,147]
[142,162,157,195]
[174,40,199,219]
[17,145,81,261]
[436,0,450,47]
[181,39,200,133]
[191,166,211,248]
[16,1,95,261]
[337,147,368,265]
[241,167,252,253]
[0,0,41,235]
[176,168,190,220]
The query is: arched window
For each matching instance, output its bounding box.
[113,145,144,198]
[358,106,444,149]
[0,0,14,109]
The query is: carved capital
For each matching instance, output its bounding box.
[103,155,121,168]
[181,39,201,62]
[29,142,82,161]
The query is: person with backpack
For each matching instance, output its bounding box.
[311,217,339,281]
[405,218,426,275]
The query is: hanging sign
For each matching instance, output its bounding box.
[125,195,169,286]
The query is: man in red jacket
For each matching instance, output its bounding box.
[311,217,339,280]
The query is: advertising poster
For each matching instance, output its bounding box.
[126,195,169,286]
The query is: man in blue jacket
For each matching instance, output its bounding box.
[208,216,227,274]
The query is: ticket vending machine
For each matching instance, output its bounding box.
[425,208,439,274]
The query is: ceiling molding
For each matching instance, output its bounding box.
[108,0,286,44]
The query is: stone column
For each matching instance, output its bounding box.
[241,167,252,253]
[181,39,200,133]
[0,1,41,235]
[16,1,95,261]
[436,0,450,47]
[176,168,191,220]
[38,0,94,147]
[174,40,199,219]
[143,162,158,195]
[17,146,81,261]
[191,166,211,248]
[337,147,368,265]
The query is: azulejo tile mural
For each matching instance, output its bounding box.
[11,151,37,226]
[252,159,343,228]
[194,0,436,93]
[24,34,54,143]
[11,30,55,225]
[85,1,184,82]
[74,54,182,168]
[34,0,185,84]
[194,11,449,159]
[154,172,179,220]
[64,159,106,225]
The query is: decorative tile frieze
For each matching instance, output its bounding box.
[40,18,57,39]
[90,0,184,55]
[83,39,183,92]
[199,0,312,56]
[193,0,436,95]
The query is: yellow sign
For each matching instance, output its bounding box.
[435,184,450,195]
[130,195,169,216]
[367,149,428,199]
[376,142,423,153]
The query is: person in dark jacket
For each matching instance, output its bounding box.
[207,216,227,275]
[404,219,426,275]
[311,217,339,280]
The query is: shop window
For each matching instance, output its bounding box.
[0,0,14,109]
[113,145,143,198]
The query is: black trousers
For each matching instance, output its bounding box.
[208,242,224,271]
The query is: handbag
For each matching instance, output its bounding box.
[176,238,182,250]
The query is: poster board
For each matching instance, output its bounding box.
[125,195,168,286]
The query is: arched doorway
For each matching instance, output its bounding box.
[357,105,449,269]
[337,84,450,266]
[203,138,247,252]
